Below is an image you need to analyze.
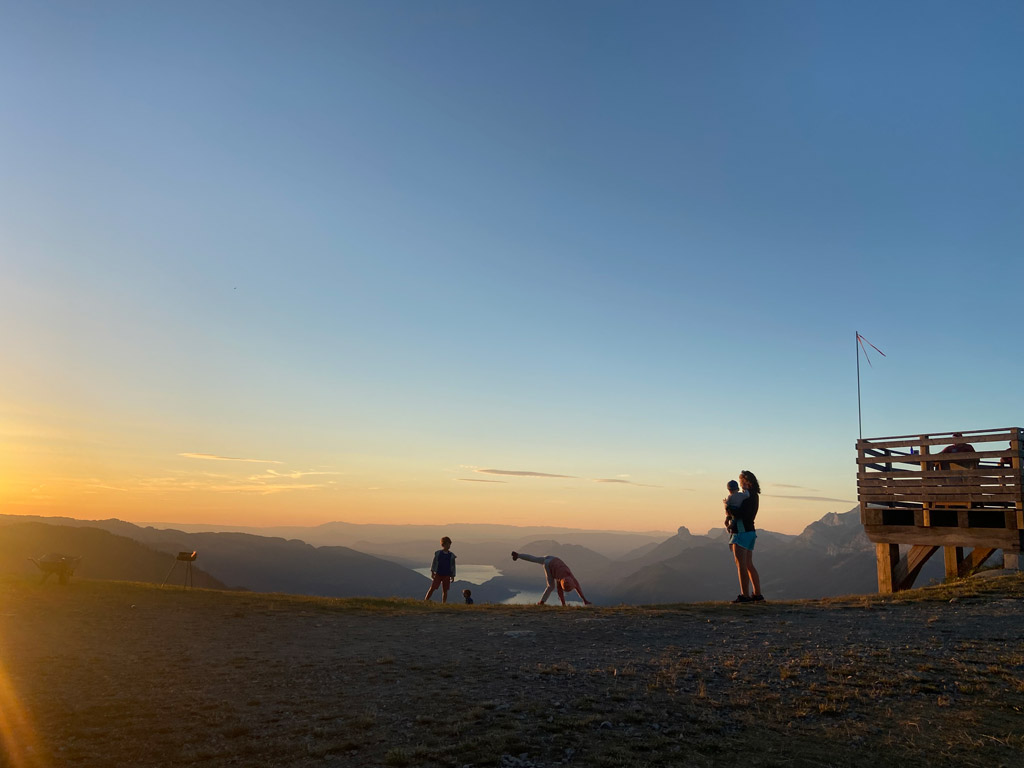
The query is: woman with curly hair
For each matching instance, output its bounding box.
[726,470,764,603]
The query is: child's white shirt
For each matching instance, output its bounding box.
[725,489,749,512]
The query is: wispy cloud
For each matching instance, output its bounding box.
[140,475,333,496]
[769,483,820,491]
[465,466,659,486]
[475,468,576,478]
[457,478,507,483]
[179,453,283,464]
[252,469,344,481]
[766,494,855,503]
[593,478,662,488]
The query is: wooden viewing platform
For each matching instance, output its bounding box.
[858,427,1023,593]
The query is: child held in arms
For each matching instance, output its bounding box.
[424,537,456,603]
[723,479,748,534]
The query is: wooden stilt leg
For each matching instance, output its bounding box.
[876,543,899,594]
[893,545,939,591]
[959,547,998,578]
[943,546,964,581]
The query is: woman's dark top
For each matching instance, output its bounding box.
[738,492,758,532]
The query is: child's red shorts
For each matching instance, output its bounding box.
[430,574,452,589]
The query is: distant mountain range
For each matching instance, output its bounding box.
[0,521,227,589]
[136,520,671,560]
[0,509,947,603]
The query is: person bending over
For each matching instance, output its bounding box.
[510,551,592,606]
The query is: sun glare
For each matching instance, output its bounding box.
[0,658,46,768]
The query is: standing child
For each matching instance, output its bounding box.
[424,536,456,603]
[723,479,748,534]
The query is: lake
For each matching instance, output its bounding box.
[413,563,501,584]
[413,564,586,605]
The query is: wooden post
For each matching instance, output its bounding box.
[943,546,964,581]
[920,438,932,527]
[1003,552,1021,571]
[876,543,899,594]
[1012,436,1023,531]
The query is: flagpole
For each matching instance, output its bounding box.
[856,331,862,441]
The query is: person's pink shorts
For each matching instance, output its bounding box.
[560,577,580,594]
[430,574,452,590]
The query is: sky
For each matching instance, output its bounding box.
[2,1,1023,536]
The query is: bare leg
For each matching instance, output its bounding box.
[747,555,761,596]
[731,544,750,596]
[424,584,436,601]
[441,582,449,604]
[736,547,760,595]
[539,575,556,604]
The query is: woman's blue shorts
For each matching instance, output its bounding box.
[729,530,757,551]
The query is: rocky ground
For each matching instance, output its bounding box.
[1,573,1022,768]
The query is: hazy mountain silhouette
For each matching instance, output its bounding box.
[0,509,949,603]
[0,515,431,598]
[0,521,227,588]
[606,508,945,602]
[138,520,669,560]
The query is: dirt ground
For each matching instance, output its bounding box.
[2,575,1023,768]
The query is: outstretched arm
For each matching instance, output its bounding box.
[575,583,592,605]
[515,553,545,565]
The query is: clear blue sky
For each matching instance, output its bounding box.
[2,1,1022,534]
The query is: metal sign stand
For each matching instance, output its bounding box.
[161,551,197,588]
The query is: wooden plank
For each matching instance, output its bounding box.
[1004,552,1021,570]
[857,478,1018,488]
[863,525,1021,550]
[861,503,1023,515]
[857,449,1011,466]
[876,543,899,594]
[857,480,1021,490]
[858,467,1020,478]
[861,507,884,526]
[858,483,1020,493]
[859,493,1020,504]
[856,493,1015,499]
[857,470,1020,483]
[861,494,1020,503]
[943,546,964,580]
[858,484,1020,495]
[858,486,1020,495]
[858,430,1020,449]
[893,545,940,591]
[858,493,1021,503]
